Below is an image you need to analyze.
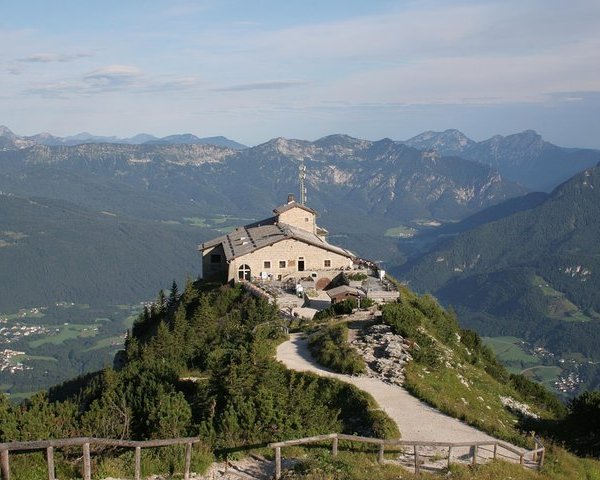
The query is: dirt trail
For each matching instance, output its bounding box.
[276,333,527,465]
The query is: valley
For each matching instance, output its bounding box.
[0,302,142,399]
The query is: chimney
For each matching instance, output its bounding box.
[287,193,295,203]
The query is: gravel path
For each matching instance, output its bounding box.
[276,333,527,464]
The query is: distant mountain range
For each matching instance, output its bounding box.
[0,126,247,150]
[397,163,600,365]
[0,129,528,309]
[404,129,600,191]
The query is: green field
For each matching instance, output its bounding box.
[16,354,57,363]
[521,365,563,388]
[532,275,592,322]
[28,323,99,348]
[384,225,417,238]
[84,335,126,352]
[483,336,565,392]
[483,336,538,365]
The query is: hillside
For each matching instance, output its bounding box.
[0,283,398,478]
[405,129,600,191]
[397,164,600,393]
[0,193,214,310]
[3,281,599,479]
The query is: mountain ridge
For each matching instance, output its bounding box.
[0,125,247,150]
[404,129,600,191]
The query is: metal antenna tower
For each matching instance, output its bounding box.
[299,158,307,205]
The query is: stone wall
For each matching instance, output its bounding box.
[229,238,352,282]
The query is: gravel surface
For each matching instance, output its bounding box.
[277,332,527,465]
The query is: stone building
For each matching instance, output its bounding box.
[199,195,354,283]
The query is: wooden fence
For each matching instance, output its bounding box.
[0,433,546,480]
[0,436,202,480]
[268,433,545,479]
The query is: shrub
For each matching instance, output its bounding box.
[308,323,366,375]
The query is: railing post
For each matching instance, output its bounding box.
[46,446,55,480]
[332,436,338,457]
[472,445,478,465]
[519,453,524,466]
[493,443,498,460]
[539,448,545,469]
[134,446,141,480]
[275,446,281,480]
[82,442,91,480]
[1,449,9,480]
[447,446,452,469]
[378,443,384,465]
[184,442,192,480]
[414,445,420,475]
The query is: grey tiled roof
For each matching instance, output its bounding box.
[199,220,354,261]
[272,201,317,216]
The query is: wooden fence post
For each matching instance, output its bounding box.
[519,453,524,466]
[134,446,141,480]
[472,445,478,465]
[1,450,9,480]
[539,448,545,469]
[447,446,452,469]
[275,446,281,480]
[46,446,55,480]
[414,445,420,475]
[82,443,91,480]
[493,443,498,460]
[378,443,384,465]
[184,442,192,480]
[332,437,338,457]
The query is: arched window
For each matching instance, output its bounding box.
[238,264,251,281]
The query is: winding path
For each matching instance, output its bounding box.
[276,333,526,462]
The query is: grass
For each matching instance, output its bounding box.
[83,335,125,352]
[183,216,208,227]
[532,275,592,322]
[28,323,99,348]
[384,225,417,238]
[483,336,539,366]
[522,366,563,389]
[403,360,531,446]
[284,444,600,479]
[15,354,57,363]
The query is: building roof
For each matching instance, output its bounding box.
[273,201,317,216]
[199,221,354,262]
[326,285,366,299]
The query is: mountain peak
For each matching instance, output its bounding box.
[0,126,16,138]
[405,129,475,153]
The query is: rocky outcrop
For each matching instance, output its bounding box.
[351,324,412,386]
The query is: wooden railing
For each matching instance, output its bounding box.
[0,433,546,480]
[0,436,202,480]
[268,433,545,479]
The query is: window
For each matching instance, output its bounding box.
[210,254,221,264]
[263,261,271,269]
[305,217,309,222]
[279,260,286,268]
[324,260,331,267]
[238,264,251,280]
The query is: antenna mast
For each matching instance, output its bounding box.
[299,158,307,205]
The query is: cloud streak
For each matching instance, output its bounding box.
[18,52,93,63]
[214,80,309,92]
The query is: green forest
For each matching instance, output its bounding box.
[0,281,396,479]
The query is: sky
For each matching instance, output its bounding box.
[2,0,600,147]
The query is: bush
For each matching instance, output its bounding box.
[308,323,366,375]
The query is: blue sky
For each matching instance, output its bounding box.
[2,0,599,147]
